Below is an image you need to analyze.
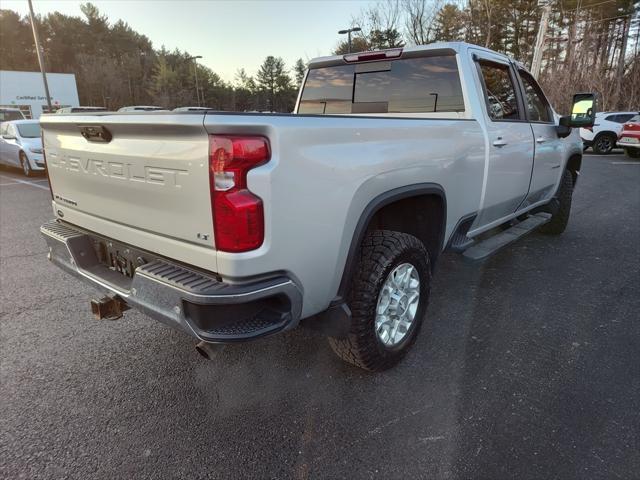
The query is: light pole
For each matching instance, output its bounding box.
[338,27,362,53]
[187,55,203,106]
[28,0,52,113]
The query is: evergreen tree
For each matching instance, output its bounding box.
[294,58,306,87]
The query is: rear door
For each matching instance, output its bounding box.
[472,52,534,228]
[516,68,562,207]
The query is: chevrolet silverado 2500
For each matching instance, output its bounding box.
[40,42,595,371]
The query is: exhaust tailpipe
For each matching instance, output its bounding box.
[195,341,221,360]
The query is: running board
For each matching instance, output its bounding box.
[462,213,551,261]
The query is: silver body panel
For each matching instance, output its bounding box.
[39,42,583,320]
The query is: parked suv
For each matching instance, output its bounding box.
[580,111,639,154]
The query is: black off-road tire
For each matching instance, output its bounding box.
[624,148,640,159]
[328,230,431,371]
[592,133,616,154]
[539,169,573,235]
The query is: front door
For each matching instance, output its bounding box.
[472,52,535,229]
[517,68,563,207]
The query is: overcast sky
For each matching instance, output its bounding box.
[5,0,374,82]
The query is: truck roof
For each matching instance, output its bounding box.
[307,41,513,69]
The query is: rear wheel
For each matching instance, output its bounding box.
[624,148,640,159]
[592,133,616,154]
[328,230,431,371]
[539,169,573,235]
[20,152,33,177]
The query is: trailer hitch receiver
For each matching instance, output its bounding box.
[90,295,129,320]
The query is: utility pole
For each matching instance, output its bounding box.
[28,0,52,112]
[187,55,203,107]
[531,0,552,79]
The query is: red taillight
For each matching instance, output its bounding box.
[209,135,269,252]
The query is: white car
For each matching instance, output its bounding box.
[0,120,44,176]
[173,106,210,111]
[580,111,639,154]
[56,106,107,114]
[117,106,166,112]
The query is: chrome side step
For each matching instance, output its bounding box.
[462,213,551,261]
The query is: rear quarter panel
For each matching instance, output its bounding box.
[205,113,485,317]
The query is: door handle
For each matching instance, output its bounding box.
[536,137,546,144]
[492,137,508,147]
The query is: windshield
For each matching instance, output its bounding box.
[16,123,41,138]
[0,110,24,121]
[299,55,465,114]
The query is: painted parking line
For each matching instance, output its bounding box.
[611,162,640,165]
[0,175,50,190]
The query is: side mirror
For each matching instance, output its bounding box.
[557,93,596,138]
[2,135,16,140]
[560,93,596,128]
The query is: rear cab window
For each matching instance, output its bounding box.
[298,55,465,115]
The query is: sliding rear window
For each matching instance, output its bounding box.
[298,55,464,115]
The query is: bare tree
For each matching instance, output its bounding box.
[402,0,443,45]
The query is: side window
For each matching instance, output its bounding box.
[7,125,16,137]
[0,123,7,136]
[605,114,618,122]
[616,114,634,124]
[478,61,520,121]
[518,70,552,123]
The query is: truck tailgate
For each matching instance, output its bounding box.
[41,113,214,249]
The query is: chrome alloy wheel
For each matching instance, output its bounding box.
[375,262,420,347]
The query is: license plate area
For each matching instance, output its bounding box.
[91,237,151,278]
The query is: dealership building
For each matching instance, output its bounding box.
[0,70,80,119]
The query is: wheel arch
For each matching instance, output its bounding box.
[594,130,618,139]
[335,183,446,302]
[566,153,582,185]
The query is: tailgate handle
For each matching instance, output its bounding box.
[79,125,112,143]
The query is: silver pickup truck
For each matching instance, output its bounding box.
[40,42,595,371]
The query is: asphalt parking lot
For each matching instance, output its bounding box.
[1,152,639,480]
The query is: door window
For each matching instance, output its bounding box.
[478,61,520,121]
[518,70,552,123]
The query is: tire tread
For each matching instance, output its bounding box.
[329,230,431,371]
